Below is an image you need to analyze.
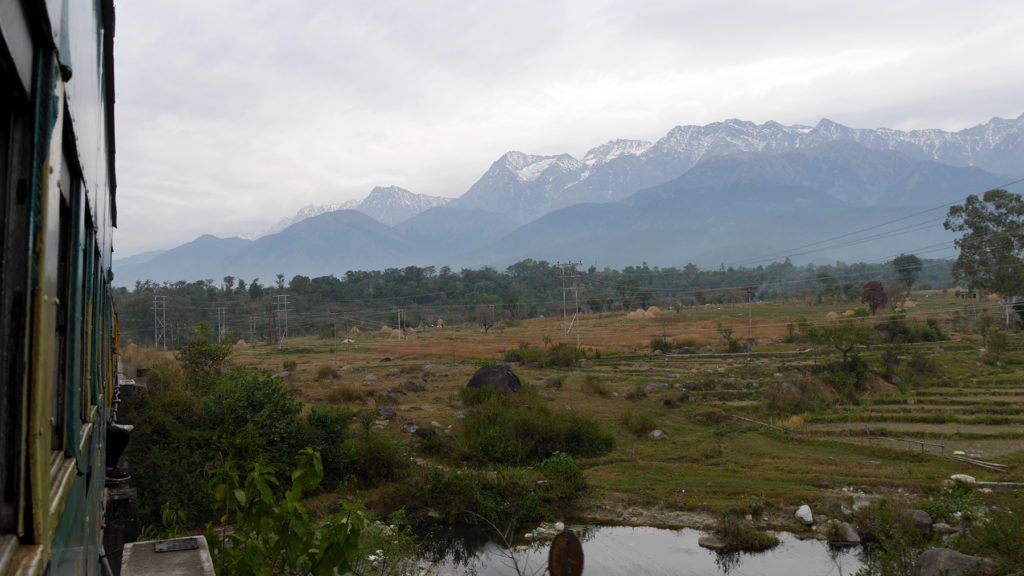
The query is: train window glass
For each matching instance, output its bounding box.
[52,191,71,452]
[1,84,14,532]
[1,76,31,533]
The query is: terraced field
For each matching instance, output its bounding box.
[214,290,1024,523]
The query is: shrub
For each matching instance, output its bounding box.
[920,481,981,524]
[544,343,584,367]
[338,431,408,487]
[326,383,365,404]
[317,364,340,380]
[454,392,614,465]
[956,507,1024,571]
[623,384,647,401]
[383,455,587,530]
[303,406,355,486]
[208,448,363,576]
[503,342,543,364]
[650,338,673,354]
[282,359,298,371]
[620,408,656,436]
[713,514,779,551]
[176,323,232,391]
[854,500,927,576]
[581,374,611,397]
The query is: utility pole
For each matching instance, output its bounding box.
[274,294,289,349]
[152,295,167,350]
[557,261,583,348]
[217,307,227,343]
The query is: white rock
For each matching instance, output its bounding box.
[795,504,814,525]
[950,474,976,484]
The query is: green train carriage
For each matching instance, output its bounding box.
[1,1,119,574]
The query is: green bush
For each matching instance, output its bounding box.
[650,338,674,354]
[303,406,355,486]
[208,448,363,576]
[581,374,611,397]
[338,431,408,487]
[383,454,587,530]
[453,391,614,465]
[920,481,980,524]
[854,500,927,576]
[316,364,340,380]
[713,514,779,552]
[955,507,1024,571]
[621,408,655,436]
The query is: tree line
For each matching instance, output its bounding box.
[113,257,953,347]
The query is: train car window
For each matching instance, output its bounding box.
[1,69,32,535]
[52,190,71,452]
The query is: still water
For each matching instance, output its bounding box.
[435,525,864,576]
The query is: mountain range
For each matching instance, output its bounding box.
[114,114,1024,286]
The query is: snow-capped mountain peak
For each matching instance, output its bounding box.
[583,139,653,167]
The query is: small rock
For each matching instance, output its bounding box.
[401,421,418,433]
[697,534,727,550]
[414,427,437,440]
[644,381,669,392]
[932,522,958,535]
[648,429,667,440]
[949,474,976,484]
[832,520,860,544]
[852,493,871,513]
[378,406,398,419]
[795,504,814,526]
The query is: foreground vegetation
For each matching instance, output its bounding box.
[122,287,1024,574]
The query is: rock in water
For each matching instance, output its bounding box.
[697,535,727,550]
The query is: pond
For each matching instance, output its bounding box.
[433,525,864,576]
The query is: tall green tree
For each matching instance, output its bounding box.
[890,254,923,295]
[945,189,1024,326]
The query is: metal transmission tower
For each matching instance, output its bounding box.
[274,294,290,348]
[152,295,167,349]
[557,261,583,348]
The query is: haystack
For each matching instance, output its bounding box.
[380,325,393,334]
[826,311,839,320]
[348,326,361,336]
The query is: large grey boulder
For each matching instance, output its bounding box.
[899,508,933,535]
[912,548,997,576]
[466,364,522,394]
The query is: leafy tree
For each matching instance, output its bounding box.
[890,254,923,295]
[816,319,873,364]
[208,448,363,576]
[861,281,888,315]
[886,281,907,312]
[177,323,232,390]
[945,189,1024,326]
[248,278,264,300]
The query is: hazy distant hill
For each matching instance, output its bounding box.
[239,186,450,240]
[113,114,1023,286]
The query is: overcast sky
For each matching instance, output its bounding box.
[113,0,1024,257]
